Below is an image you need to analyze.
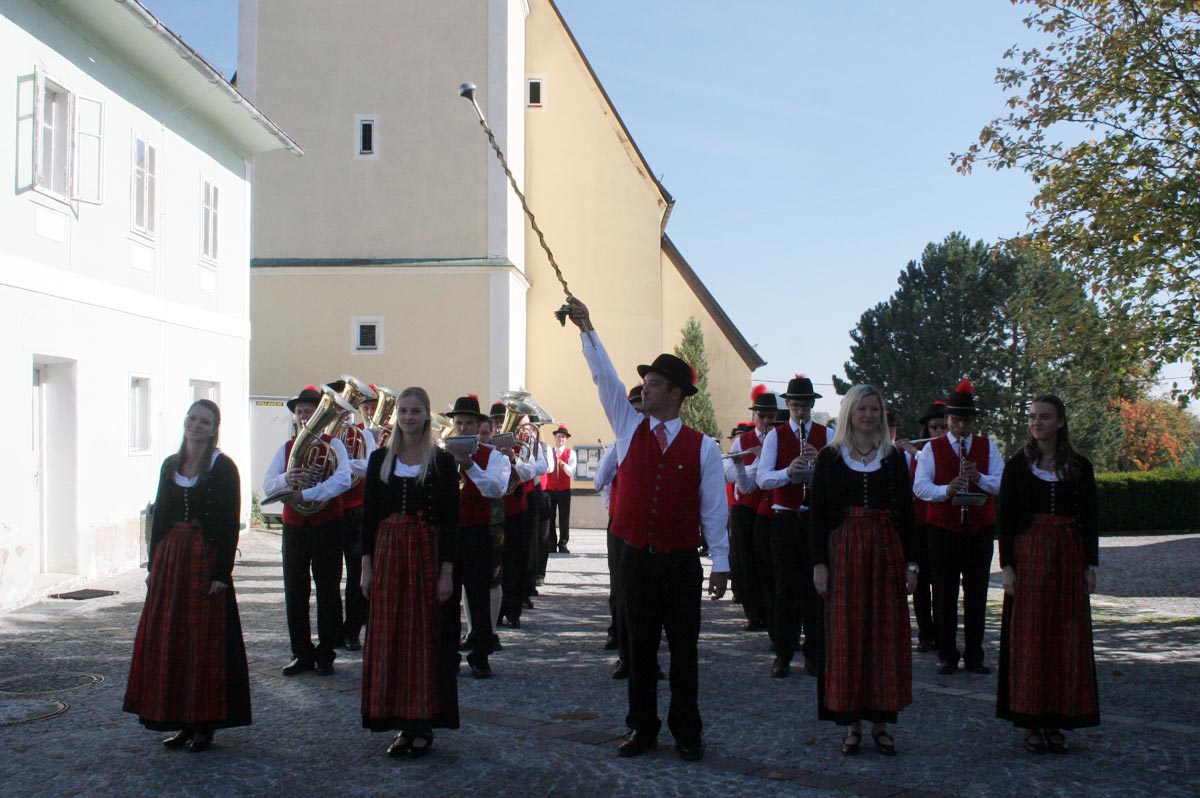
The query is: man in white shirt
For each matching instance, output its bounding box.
[546,426,577,553]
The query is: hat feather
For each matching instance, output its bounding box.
[956,379,974,394]
[750,383,768,402]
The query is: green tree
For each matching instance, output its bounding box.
[952,0,1200,393]
[675,316,720,439]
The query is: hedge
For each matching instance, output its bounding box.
[1095,467,1200,533]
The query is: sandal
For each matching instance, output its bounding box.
[386,733,413,758]
[841,727,862,756]
[1044,729,1067,754]
[1025,729,1048,754]
[872,728,897,756]
[408,733,434,758]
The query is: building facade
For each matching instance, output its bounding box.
[0,0,299,610]
[242,0,763,487]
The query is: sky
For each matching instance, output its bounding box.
[136,0,1191,419]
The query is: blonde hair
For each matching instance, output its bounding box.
[829,384,893,458]
[380,387,435,484]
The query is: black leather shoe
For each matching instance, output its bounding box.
[603,634,619,651]
[617,731,657,757]
[965,663,991,675]
[315,661,335,676]
[675,739,704,761]
[468,655,492,679]
[508,616,521,629]
[282,657,314,676]
[187,731,213,752]
[529,586,540,596]
[522,598,534,609]
[771,657,791,678]
[916,639,936,653]
[937,661,959,675]
[162,729,194,749]
[344,634,362,652]
[612,659,629,679]
[386,734,412,758]
[557,545,570,554]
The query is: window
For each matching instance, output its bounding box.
[37,79,71,195]
[352,317,383,353]
[527,78,544,108]
[129,377,150,453]
[32,66,103,204]
[201,178,219,262]
[190,380,220,404]
[354,114,379,160]
[132,133,157,236]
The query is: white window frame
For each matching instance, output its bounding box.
[200,176,219,264]
[33,66,75,201]
[129,375,151,455]
[189,379,221,404]
[351,316,384,354]
[73,96,104,205]
[130,131,158,239]
[354,114,380,160]
[527,76,546,109]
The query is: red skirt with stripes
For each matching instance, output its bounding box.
[124,521,250,730]
[819,507,912,723]
[362,512,444,725]
[997,513,1099,729]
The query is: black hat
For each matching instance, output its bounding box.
[286,385,323,413]
[945,380,978,417]
[783,375,822,400]
[729,421,754,439]
[637,354,698,397]
[489,401,506,419]
[750,390,779,413]
[918,401,947,425]
[445,395,489,420]
[552,425,571,439]
[628,384,643,404]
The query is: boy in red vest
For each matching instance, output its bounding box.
[566,297,729,763]
[724,387,777,633]
[913,380,1003,675]
[262,386,352,676]
[546,425,577,553]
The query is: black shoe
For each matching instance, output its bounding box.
[872,728,897,756]
[489,634,503,653]
[315,661,335,676]
[803,658,818,677]
[557,545,570,554]
[407,733,434,758]
[344,634,362,652]
[603,634,619,651]
[743,620,766,632]
[468,655,492,679]
[617,731,657,758]
[187,730,213,752]
[965,663,991,675]
[612,660,629,679]
[675,739,704,761]
[162,729,194,749]
[507,616,521,629]
[496,615,508,628]
[535,576,545,587]
[916,639,936,653]
[771,657,790,678]
[521,598,534,610]
[282,657,315,676]
[387,733,413,758]
[937,661,959,675]
[529,586,540,596]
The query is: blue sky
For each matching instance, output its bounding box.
[141,0,1161,418]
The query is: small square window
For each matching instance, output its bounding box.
[358,324,377,349]
[355,115,380,160]
[527,78,543,108]
[352,316,383,353]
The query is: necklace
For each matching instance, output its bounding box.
[850,442,876,463]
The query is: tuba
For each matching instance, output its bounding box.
[496,391,555,494]
[371,386,399,448]
[286,386,357,515]
[325,375,376,490]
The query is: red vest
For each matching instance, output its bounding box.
[281,436,345,527]
[610,419,704,552]
[756,490,773,519]
[733,428,764,509]
[340,424,369,511]
[770,422,828,510]
[459,447,497,527]
[503,476,533,516]
[925,435,997,532]
[909,454,928,525]
[545,447,573,491]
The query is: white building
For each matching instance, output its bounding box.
[0,0,301,611]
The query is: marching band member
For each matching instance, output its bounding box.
[445,395,511,678]
[913,380,1003,676]
[566,297,728,763]
[755,376,832,677]
[546,426,577,553]
[497,408,549,629]
[996,394,1100,753]
[810,386,917,756]
[900,402,949,653]
[262,386,352,676]
[359,387,461,758]
[725,387,777,632]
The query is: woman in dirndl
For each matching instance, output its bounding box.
[811,385,917,756]
[997,394,1099,753]
[124,399,251,751]
[360,387,460,757]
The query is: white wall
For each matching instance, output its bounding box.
[0,3,256,610]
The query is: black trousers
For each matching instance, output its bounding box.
[619,542,703,743]
[928,524,995,668]
[537,493,554,578]
[769,509,820,663]
[282,519,344,664]
[548,489,572,546]
[729,505,767,626]
[500,508,531,620]
[752,511,776,640]
[606,527,631,663]
[912,523,939,647]
[454,523,495,654]
[526,485,546,591]
[341,504,367,641]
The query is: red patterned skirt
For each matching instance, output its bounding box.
[997,514,1099,729]
[124,521,250,730]
[362,513,459,730]
[819,507,912,723]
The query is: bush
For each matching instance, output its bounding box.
[1096,467,1200,533]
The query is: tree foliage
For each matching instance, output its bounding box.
[1115,397,1200,470]
[835,232,1145,467]
[952,0,1200,391]
[675,316,721,440]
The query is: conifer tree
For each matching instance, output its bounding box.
[675,316,720,439]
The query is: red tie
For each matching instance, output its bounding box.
[654,422,669,453]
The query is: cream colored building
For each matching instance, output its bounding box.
[241,0,763,485]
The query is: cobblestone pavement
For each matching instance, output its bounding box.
[0,529,1197,798]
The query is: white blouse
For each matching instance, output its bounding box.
[839,445,885,473]
[173,451,221,487]
[1031,463,1061,482]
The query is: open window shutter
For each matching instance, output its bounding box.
[73,97,103,204]
[33,63,45,188]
